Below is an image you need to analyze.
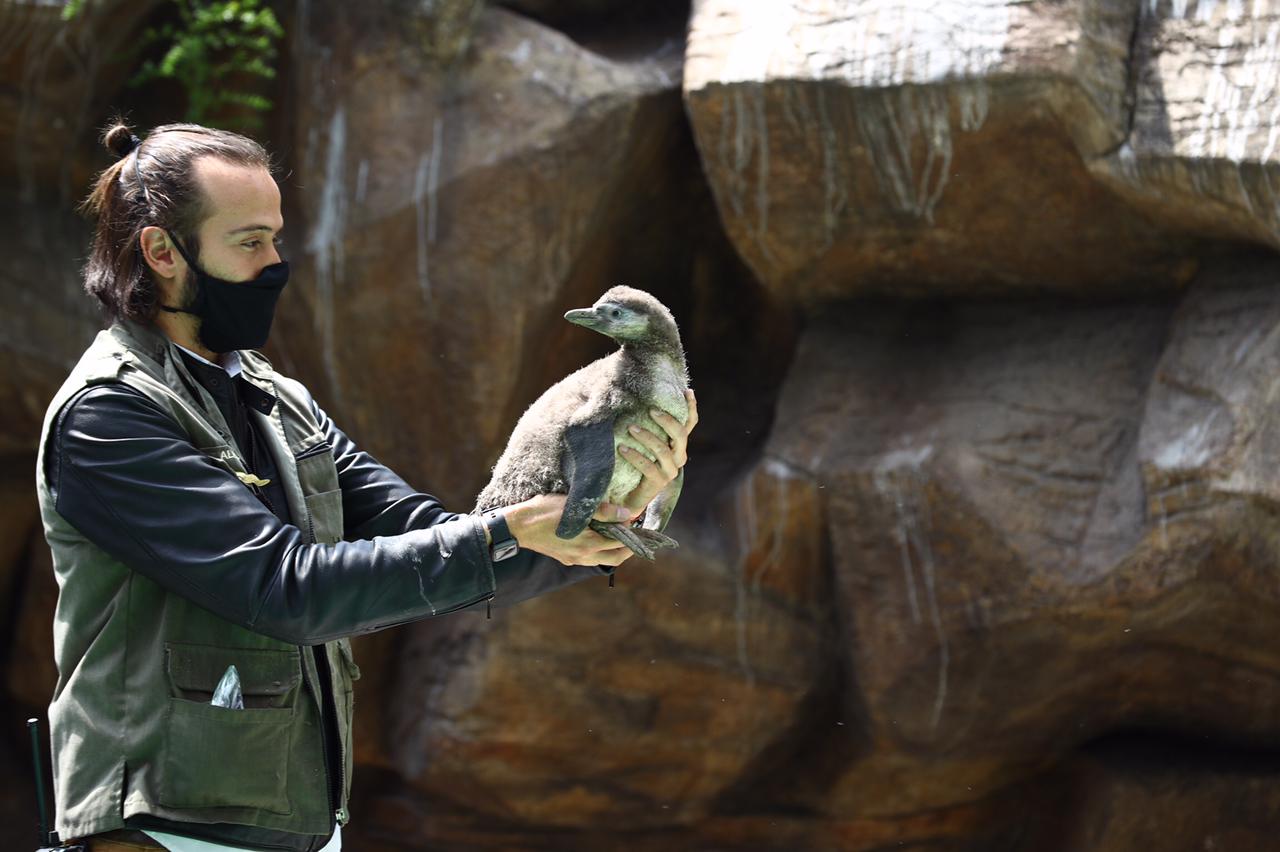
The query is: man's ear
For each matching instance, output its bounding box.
[139,226,184,279]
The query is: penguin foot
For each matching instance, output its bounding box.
[588,520,678,561]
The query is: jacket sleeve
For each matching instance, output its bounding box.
[47,384,589,645]
[313,397,613,606]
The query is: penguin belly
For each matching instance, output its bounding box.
[607,420,647,504]
[607,376,689,504]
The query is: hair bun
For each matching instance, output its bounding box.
[103,123,142,159]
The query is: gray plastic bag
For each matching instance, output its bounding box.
[211,664,244,710]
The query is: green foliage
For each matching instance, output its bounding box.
[64,0,284,133]
[132,0,284,130]
[61,0,89,20]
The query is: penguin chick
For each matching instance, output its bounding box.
[474,285,689,560]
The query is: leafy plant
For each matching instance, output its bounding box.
[64,0,284,132]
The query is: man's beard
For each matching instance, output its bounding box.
[176,266,199,311]
[171,267,211,351]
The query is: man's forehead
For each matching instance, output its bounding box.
[193,156,283,232]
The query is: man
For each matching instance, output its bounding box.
[35,122,696,852]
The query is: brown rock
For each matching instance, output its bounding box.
[1138,255,1280,519]
[1051,733,1280,852]
[6,525,60,721]
[1090,1,1280,250]
[499,0,668,21]
[409,0,486,66]
[0,0,163,202]
[0,3,159,464]
[683,0,1204,301]
[496,0,691,56]
[0,200,100,460]
[0,465,39,636]
[346,782,1045,851]
[753,268,1280,818]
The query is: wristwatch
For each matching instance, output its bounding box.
[482,509,519,562]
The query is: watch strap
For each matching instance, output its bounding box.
[482,509,519,562]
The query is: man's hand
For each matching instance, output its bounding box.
[502,495,635,566]
[497,389,698,567]
[616,388,699,520]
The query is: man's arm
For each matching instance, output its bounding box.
[311,397,616,605]
[49,384,510,644]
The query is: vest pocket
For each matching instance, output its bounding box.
[159,700,294,814]
[159,644,300,814]
[304,488,344,545]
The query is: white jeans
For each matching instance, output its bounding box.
[143,826,341,852]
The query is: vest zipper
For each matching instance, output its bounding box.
[308,646,345,849]
[307,503,343,844]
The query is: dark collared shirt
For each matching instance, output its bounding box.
[175,350,291,524]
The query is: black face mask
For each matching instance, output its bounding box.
[158,231,289,353]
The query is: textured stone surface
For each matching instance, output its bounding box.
[1137,255,1280,521]
[496,0,690,62]
[0,0,162,202]
[1092,0,1280,249]
[6,526,60,720]
[0,3,142,461]
[499,0,688,29]
[749,260,1280,818]
[1028,733,1280,852]
[682,0,1230,302]
[0,466,40,635]
[344,772,1057,851]
[0,200,99,459]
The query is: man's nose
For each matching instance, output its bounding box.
[264,243,282,267]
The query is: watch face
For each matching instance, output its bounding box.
[493,539,519,562]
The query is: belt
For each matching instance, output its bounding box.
[82,829,166,851]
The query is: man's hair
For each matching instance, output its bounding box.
[79,120,274,324]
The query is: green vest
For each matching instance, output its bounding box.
[36,321,359,841]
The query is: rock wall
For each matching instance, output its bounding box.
[4,0,1280,850]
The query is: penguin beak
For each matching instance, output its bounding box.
[564,308,603,331]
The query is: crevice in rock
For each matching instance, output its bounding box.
[0,513,39,711]
[1077,725,1280,774]
[1003,725,1280,851]
[1093,0,1149,161]
[496,0,690,63]
[705,511,859,817]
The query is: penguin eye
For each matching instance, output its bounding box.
[610,308,623,319]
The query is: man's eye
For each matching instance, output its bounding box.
[243,240,261,249]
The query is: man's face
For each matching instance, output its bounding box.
[188,156,284,282]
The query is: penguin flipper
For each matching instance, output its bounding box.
[556,419,616,539]
[643,468,684,532]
